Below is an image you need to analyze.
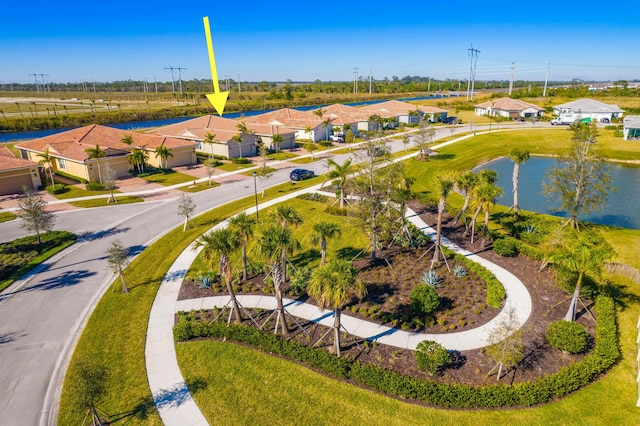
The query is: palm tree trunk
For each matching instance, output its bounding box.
[241,244,248,281]
[452,195,470,226]
[96,160,102,184]
[481,209,490,248]
[339,189,344,209]
[512,163,520,215]
[432,199,444,267]
[466,206,482,242]
[320,238,327,264]
[48,166,55,186]
[334,307,342,357]
[564,272,583,321]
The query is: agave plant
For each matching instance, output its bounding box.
[422,270,443,287]
[523,224,536,235]
[453,265,468,278]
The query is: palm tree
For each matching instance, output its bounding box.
[327,158,353,208]
[194,228,243,323]
[304,125,314,142]
[469,182,503,247]
[37,148,56,185]
[228,212,256,282]
[307,259,366,356]
[546,228,613,321]
[120,134,134,147]
[310,222,341,264]
[129,148,148,174]
[253,224,300,335]
[84,144,106,183]
[202,132,217,161]
[154,142,173,169]
[431,173,455,267]
[321,118,332,141]
[271,133,284,153]
[508,147,530,215]
[15,102,23,118]
[268,205,303,282]
[451,171,479,228]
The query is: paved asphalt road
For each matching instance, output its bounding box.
[0,123,533,425]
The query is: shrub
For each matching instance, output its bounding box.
[289,267,311,296]
[546,320,588,354]
[54,170,87,184]
[231,157,250,164]
[410,284,440,315]
[453,265,468,277]
[493,238,519,257]
[453,253,505,309]
[318,140,333,147]
[421,270,443,287]
[85,182,106,191]
[46,183,68,195]
[415,340,450,374]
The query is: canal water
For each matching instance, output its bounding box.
[0,95,449,142]
[476,156,640,230]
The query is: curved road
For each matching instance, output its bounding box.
[0,123,537,425]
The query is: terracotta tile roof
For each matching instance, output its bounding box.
[148,115,294,142]
[243,108,325,130]
[359,100,423,117]
[321,104,372,124]
[0,146,38,171]
[474,97,544,112]
[416,105,448,114]
[15,125,194,162]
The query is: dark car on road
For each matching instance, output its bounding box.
[290,168,315,181]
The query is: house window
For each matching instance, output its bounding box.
[196,142,203,150]
[58,158,66,169]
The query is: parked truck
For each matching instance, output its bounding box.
[550,116,591,125]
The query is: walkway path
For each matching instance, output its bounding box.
[145,194,532,424]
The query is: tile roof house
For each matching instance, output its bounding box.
[320,104,373,135]
[148,115,296,156]
[415,105,449,123]
[474,98,545,119]
[552,98,624,123]
[243,108,329,142]
[0,146,42,195]
[15,124,197,182]
[623,115,640,140]
[359,100,420,127]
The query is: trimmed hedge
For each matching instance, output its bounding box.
[46,183,68,195]
[547,320,588,354]
[495,236,544,261]
[54,170,88,184]
[452,253,506,309]
[174,295,618,408]
[493,238,519,257]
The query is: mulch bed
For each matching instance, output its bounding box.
[177,201,597,386]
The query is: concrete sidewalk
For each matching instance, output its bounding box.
[145,195,532,425]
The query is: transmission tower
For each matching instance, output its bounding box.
[165,66,186,94]
[466,45,480,100]
[28,73,40,93]
[508,62,514,95]
[353,67,359,94]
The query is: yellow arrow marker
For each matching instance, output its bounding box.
[203,16,229,116]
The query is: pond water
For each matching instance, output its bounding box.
[0,94,452,142]
[475,156,640,230]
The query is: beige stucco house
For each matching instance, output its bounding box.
[0,146,42,195]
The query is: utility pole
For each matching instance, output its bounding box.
[28,73,40,93]
[369,68,372,94]
[543,60,551,97]
[237,73,241,93]
[165,66,176,93]
[353,67,358,94]
[37,74,49,92]
[428,77,431,92]
[466,44,480,100]
[508,62,514,95]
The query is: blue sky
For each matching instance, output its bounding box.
[1,0,639,85]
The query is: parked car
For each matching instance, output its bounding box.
[443,116,459,125]
[600,117,610,123]
[290,168,315,181]
[329,133,345,142]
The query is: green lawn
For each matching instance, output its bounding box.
[141,170,196,186]
[0,211,16,223]
[0,231,77,292]
[180,181,221,193]
[290,157,316,165]
[69,195,144,208]
[53,185,122,200]
[216,162,254,172]
[267,152,298,160]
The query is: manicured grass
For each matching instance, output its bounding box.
[241,166,277,177]
[0,211,16,223]
[141,170,196,186]
[0,231,77,292]
[216,162,254,172]
[180,181,221,193]
[53,185,122,200]
[267,151,298,160]
[290,157,316,164]
[57,176,323,425]
[69,195,144,208]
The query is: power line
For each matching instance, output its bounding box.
[466,44,480,100]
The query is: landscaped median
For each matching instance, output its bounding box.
[57,176,323,425]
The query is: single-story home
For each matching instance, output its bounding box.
[15,125,197,182]
[148,115,294,158]
[416,105,449,123]
[360,100,419,127]
[320,104,371,135]
[243,108,328,142]
[623,115,640,140]
[0,146,42,195]
[474,97,545,119]
[552,98,624,123]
